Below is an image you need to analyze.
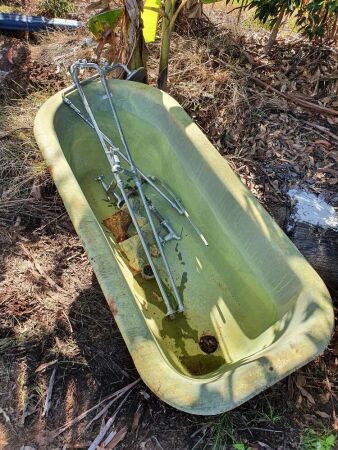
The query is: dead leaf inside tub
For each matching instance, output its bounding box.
[103,209,132,243]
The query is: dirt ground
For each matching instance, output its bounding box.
[0,1,337,449]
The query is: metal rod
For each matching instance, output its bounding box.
[150,177,209,246]
[63,93,208,246]
[63,95,183,214]
[112,152,175,316]
[96,64,185,313]
[146,197,181,243]
[70,61,183,314]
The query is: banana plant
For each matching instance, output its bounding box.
[87,0,337,91]
[87,8,124,59]
[87,0,146,69]
[87,0,221,89]
[142,0,221,89]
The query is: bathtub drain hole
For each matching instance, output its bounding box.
[199,335,218,354]
[142,264,154,279]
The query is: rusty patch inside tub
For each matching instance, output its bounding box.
[103,209,132,243]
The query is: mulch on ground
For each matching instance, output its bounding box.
[0,4,337,449]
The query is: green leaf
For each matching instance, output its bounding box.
[233,444,247,450]
[141,0,161,43]
[87,9,124,39]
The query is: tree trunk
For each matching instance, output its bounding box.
[271,205,338,292]
[290,223,338,292]
[264,3,287,55]
[157,0,175,90]
[129,32,146,70]
[124,0,147,70]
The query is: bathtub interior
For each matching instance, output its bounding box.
[53,79,314,379]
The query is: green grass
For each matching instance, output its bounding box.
[233,444,251,450]
[0,91,53,222]
[209,413,237,448]
[253,396,283,425]
[0,91,50,181]
[195,413,249,450]
[193,396,284,449]
[300,428,336,450]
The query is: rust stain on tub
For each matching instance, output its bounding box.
[108,297,118,316]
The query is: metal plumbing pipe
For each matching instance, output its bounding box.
[70,61,183,315]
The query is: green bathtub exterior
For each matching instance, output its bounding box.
[34,79,334,415]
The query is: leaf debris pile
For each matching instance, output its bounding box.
[150,16,338,212]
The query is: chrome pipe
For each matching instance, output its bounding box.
[69,61,182,315]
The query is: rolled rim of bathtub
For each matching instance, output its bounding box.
[34,80,334,415]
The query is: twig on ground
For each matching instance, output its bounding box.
[32,211,67,234]
[251,76,338,117]
[303,121,338,143]
[52,379,139,438]
[62,310,73,334]
[85,389,126,430]
[88,388,133,450]
[35,359,58,374]
[238,426,284,433]
[131,401,143,433]
[42,366,57,417]
[105,425,128,449]
[19,243,65,292]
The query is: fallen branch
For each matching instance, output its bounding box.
[303,120,338,143]
[52,379,139,438]
[85,389,126,430]
[88,389,133,450]
[251,76,338,117]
